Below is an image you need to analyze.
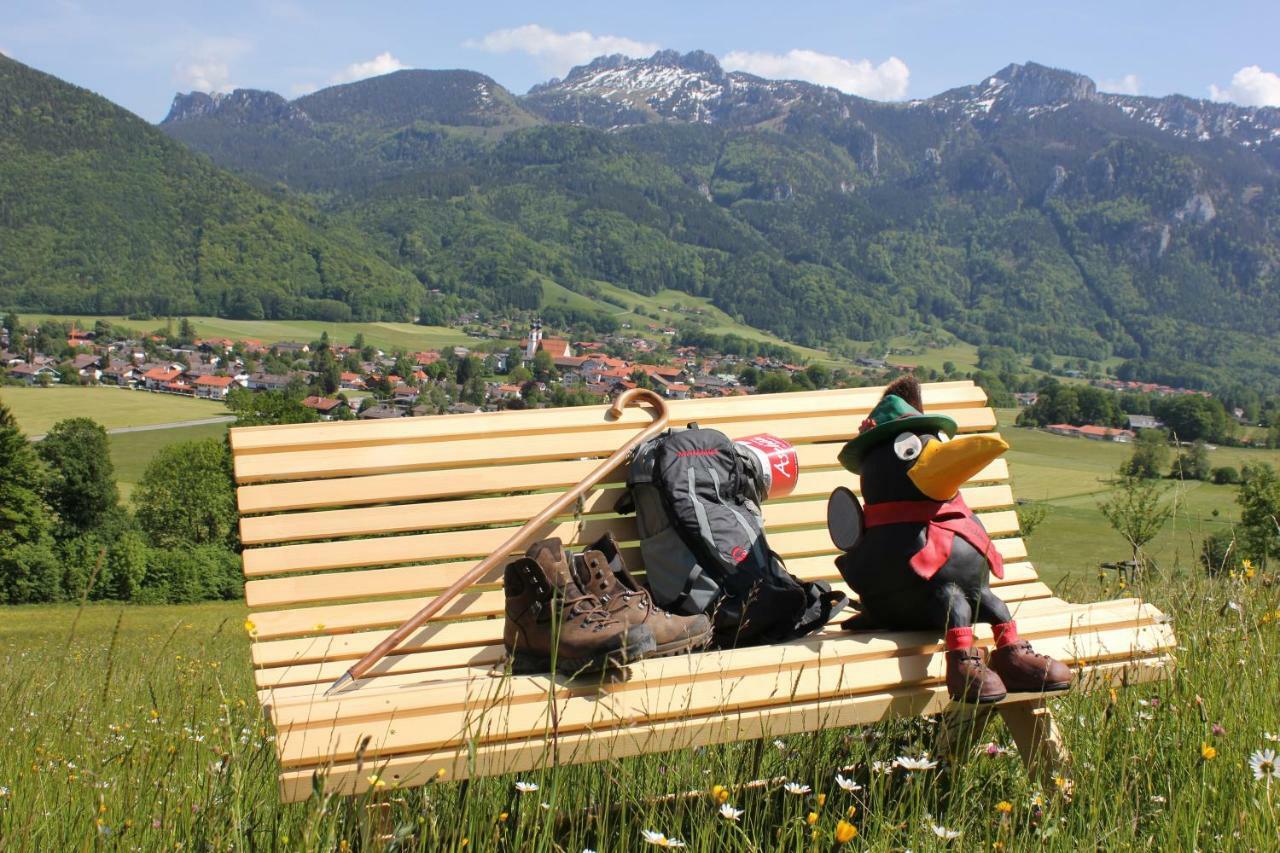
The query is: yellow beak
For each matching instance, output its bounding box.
[907,434,1010,501]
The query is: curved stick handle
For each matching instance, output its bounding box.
[324,390,671,695]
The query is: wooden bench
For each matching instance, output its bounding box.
[230,381,1176,802]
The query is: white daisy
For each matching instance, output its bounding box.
[1150,795,1167,804]
[1250,748,1277,781]
[894,754,939,772]
[718,803,743,821]
[641,829,686,847]
[783,781,811,795]
[834,773,863,792]
[1264,732,1280,743]
[929,822,961,840]
[773,738,787,750]
[513,780,538,793]
[871,760,892,774]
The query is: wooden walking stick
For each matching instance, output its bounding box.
[323,388,671,696]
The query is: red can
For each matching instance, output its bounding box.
[735,433,800,500]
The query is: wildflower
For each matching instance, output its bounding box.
[995,801,1013,814]
[718,803,743,821]
[1029,792,1045,807]
[817,793,826,807]
[807,811,819,825]
[783,781,811,795]
[1212,723,1226,736]
[834,774,862,792]
[1265,732,1280,743]
[983,742,1011,757]
[640,829,686,847]
[366,774,386,790]
[1242,559,1256,579]
[711,784,729,804]
[1249,748,1277,781]
[773,738,787,750]
[513,780,538,793]
[1200,742,1218,761]
[1150,795,1166,804]
[929,821,961,840]
[243,619,256,635]
[498,812,508,823]
[435,768,447,781]
[893,754,939,772]
[834,820,858,844]
[0,787,8,798]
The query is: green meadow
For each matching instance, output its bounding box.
[0,386,227,436]
[1,406,1278,849]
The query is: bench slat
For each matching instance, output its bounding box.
[248,567,1053,675]
[260,595,1146,704]
[243,484,1014,605]
[230,382,988,453]
[276,655,1173,801]
[272,622,1175,768]
[233,407,997,483]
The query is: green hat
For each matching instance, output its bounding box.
[837,394,957,474]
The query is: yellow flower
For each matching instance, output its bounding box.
[993,842,1006,852]
[995,801,1013,814]
[98,801,107,814]
[366,774,387,790]
[834,820,858,844]
[149,709,160,720]
[435,768,447,781]
[1200,742,1217,761]
[846,806,857,819]
[243,619,256,635]
[338,842,349,853]
[711,784,729,804]
[816,793,827,807]
[807,811,819,825]
[498,812,509,823]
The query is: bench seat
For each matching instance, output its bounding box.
[230,382,1175,802]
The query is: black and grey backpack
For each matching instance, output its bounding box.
[618,424,847,646]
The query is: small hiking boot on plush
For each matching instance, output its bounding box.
[945,648,1007,704]
[987,642,1074,693]
[574,533,713,657]
[503,537,656,676]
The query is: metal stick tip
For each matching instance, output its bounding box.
[324,672,354,697]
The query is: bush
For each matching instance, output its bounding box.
[133,438,238,550]
[137,545,241,604]
[1211,466,1241,485]
[1200,528,1238,576]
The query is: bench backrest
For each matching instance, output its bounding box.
[231,381,1026,693]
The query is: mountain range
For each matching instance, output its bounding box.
[4,50,1279,395]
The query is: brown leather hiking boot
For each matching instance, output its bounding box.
[504,538,656,676]
[987,642,1074,693]
[574,533,713,657]
[946,648,1007,704]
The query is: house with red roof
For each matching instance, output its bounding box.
[142,366,185,390]
[194,375,236,400]
[302,396,345,419]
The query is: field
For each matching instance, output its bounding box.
[21,314,474,354]
[2,407,1279,848]
[1,386,228,436]
[109,422,230,502]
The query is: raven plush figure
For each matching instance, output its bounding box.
[828,377,1073,703]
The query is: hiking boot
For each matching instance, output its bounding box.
[946,648,1007,704]
[503,538,656,676]
[575,533,713,656]
[987,642,1074,693]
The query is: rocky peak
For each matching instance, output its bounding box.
[991,62,1097,108]
[161,89,309,126]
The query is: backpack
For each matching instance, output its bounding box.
[619,424,847,646]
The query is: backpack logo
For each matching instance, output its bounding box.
[730,546,749,564]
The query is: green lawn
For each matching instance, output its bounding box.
[997,409,1280,586]
[22,314,473,353]
[1,386,227,435]
[109,421,230,502]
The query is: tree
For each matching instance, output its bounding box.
[133,438,238,550]
[1237,463,1280,567]
[36,418,118,533]
[1122,429,1170,479]
[1098,476,1173,573]
[0,399,61,602]
[756,372,794,394]
[1212,466,1241,485]
[227,388,319,426]
[1169,440,1211,481]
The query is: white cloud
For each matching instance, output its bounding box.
[466,24,659,76]
[173,36,250,94]
[330,51,407,85]
[1100,73,1141,95]
[720,49,909,99]
[1209,65,1280,107]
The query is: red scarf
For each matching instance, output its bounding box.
[862,495,1004,581]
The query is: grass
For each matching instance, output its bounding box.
[1,386,227,435]
[109,422,230,502]
[0,570,1276,848]
[21,314,473,354]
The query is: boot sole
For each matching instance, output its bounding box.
[509,634,657,677]
[951,691,1007,705]
[649,627,715,658]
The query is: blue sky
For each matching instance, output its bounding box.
[3,0,1278,121]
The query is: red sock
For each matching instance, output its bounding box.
[945,626,974,651]
[992,621,1020,647]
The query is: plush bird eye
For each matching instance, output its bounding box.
[893,433,923,461]
[935,432,951,444]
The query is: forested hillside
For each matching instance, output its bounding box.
[0,55,420,321]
